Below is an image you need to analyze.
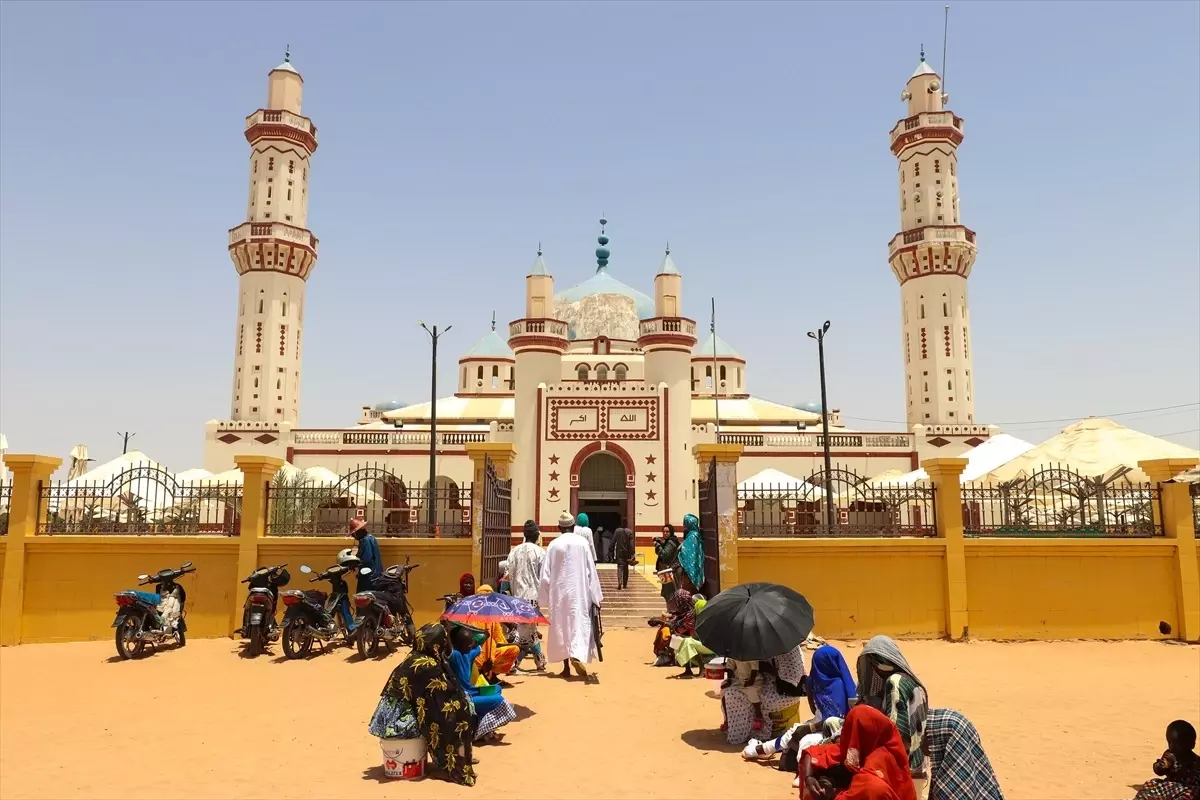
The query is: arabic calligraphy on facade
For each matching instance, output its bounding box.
[546,397,660,440]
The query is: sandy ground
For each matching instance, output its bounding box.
[1,632,1197,800]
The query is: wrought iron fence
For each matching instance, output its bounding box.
[738,468,937,537]
[39,466,242,535]
[265,463,471,537]
[1191,482,1200,538]
[961,464,1163,538]
[0,483,11,535]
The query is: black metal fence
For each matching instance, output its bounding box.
[738,468,937,538]
[1191,482,1200,538]
[264,464,471,537]
[0,483,11,536]
[39,466,242,535]
[961,465,1163,538]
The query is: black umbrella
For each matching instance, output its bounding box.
[695,582,815,662]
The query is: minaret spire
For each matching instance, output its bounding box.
[595,216,611,273]
[491,310,496,332]
[284,44,291,63]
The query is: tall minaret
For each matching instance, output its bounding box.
[226,48,319,424]
[888,49,978,429]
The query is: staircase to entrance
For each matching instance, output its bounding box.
[596,563,668,628]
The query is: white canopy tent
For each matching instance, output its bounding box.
[738,467,827,497]
[874,434,1036,487]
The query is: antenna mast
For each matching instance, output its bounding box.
[941,5,951,97]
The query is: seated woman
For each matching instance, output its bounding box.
[673,592,714,677]
[1133,720,1199,800]
[857,635,929,788]
[471,586,521,683]
[923,709,1003,800]
[725,645,807,745]
[649,585,696,667]
[367,622,477,786]
[447,622,517,742]
[744,644,857,775]
[801,704,917,800]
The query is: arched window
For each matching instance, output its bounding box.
[614,364,627,381]
[577,364,589,380]
[491,365,499,388]
[919,304,925,319]
[705,365,713,389]
[736,367,742,388]
[462,368,467,389]
[596,364,609,381]
[476,365,483,381]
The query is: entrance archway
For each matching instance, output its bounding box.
[570,442,636,541]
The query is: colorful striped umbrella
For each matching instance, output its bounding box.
[442,592,548,626]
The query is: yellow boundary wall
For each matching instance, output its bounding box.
[1,454,1196,645]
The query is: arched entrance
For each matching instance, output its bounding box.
[572,447,633,537]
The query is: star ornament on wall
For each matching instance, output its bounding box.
[548,471,560,482]
[645,472,656,482]
[645,454,657,464]
[645,489,657,501]
[548,454,560,465]
[548,487,560,501]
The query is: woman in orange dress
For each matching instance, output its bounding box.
[801,704,917,800]
[472,585,520,683]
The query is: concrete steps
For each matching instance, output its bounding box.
[596,564,667,629]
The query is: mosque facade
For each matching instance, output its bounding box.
[203,54,994,536]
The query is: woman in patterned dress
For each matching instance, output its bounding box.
[367,622,477,786]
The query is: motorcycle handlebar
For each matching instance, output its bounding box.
[241,563,287,583]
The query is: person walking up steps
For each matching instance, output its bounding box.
[613,519,635,590]
[539,512,603,679]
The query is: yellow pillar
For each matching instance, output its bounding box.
[922,457,969,640]
[692,443,744,592]
[232,455,285,636]
[1,454,62,646]
[1140,457,1200,642]
[464,443,517,581]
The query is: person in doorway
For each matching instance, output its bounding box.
[507,520,547,673]
[539,512,603,679]
[349,518,382,593]
[678,513,705,595]
[593,525,605,562]
[600,525,615,563]
[613,518,636,589]
[1133,720,1199,800]
[572,511,598,562]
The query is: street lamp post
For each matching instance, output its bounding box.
[807,321,834,530]
[419,321,451,531]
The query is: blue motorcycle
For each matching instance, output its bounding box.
[279,562,357,659]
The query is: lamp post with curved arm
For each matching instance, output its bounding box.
[807,321,834,530]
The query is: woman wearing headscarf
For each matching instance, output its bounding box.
[470,585,521,683]
[802,704,918,800]
[724,645,807,745]
[744,645,857,770]
[653,523,681,601]
[677,513,705,594]
[923,709,1004,800]
[857,635,929,787]
[367,622,476,786]
[447,622,517,741]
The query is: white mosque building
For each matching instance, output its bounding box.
[203,51,995,535]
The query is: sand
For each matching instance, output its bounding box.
[1,631,1197,799]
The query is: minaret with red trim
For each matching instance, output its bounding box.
[226,48,319,424]
[888,48,978,429]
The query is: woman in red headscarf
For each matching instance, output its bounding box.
[801,705,917,800]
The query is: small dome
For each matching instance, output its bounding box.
[693,333,742,359]
[373,400,406,412]
[462,330,515,359]
[796,401,824,414]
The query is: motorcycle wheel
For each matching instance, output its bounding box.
[282,620,313,660]
[356,623,379,659]
[248,624,264,657]
[114,618,145,660]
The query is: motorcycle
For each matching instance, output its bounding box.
[111,561,195,660]
[236,563,289,656]
[279,562,357,659]
[353,558,419,658]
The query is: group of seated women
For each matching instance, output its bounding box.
[366,573,530,786]
[726,635,1004,800]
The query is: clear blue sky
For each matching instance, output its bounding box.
[1,0,1197,471]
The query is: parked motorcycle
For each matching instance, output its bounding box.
[111,561,195,660]
[279,562,357,659]
[353,557,419,658]
[236,563,290,656]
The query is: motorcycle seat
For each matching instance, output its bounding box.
[302,590,327,606]
[249,587,272,594]
[125,590,161,606]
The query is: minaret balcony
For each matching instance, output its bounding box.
[889,111,963,154]
[888,224,975,257]
[229,221,319,253]
[508,318,569,352]
[638,316,697,349]
[244,109,318,153]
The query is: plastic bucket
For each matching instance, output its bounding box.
[704,656,727,681]
[380,737,426,780]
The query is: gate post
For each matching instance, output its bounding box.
[692,443,744,592]
[464,443,517,582]
[921,458,969,640]
[233,455,285,637]
[1,454,61,646]
[1139,457,1199,642]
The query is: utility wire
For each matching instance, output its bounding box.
[845,402,1199,428]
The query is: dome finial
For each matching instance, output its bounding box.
[491,310,496,331]
[665,241,670,255]
[285,44,291,63]
[919,43,925,62]
[537,240,542,257]
[595,216,611,272]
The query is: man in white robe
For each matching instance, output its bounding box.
[572,511,598,563]
[539,511,603,678]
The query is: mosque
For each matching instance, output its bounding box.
[203,50,994,534]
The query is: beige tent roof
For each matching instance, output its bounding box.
[738,467,826,497]
[980,418,1199,483]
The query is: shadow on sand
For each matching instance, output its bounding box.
[680,728,743,754]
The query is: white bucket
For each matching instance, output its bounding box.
[380,737,427,780]
[705,655,728,681]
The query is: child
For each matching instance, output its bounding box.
[1134,719,1199,800]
